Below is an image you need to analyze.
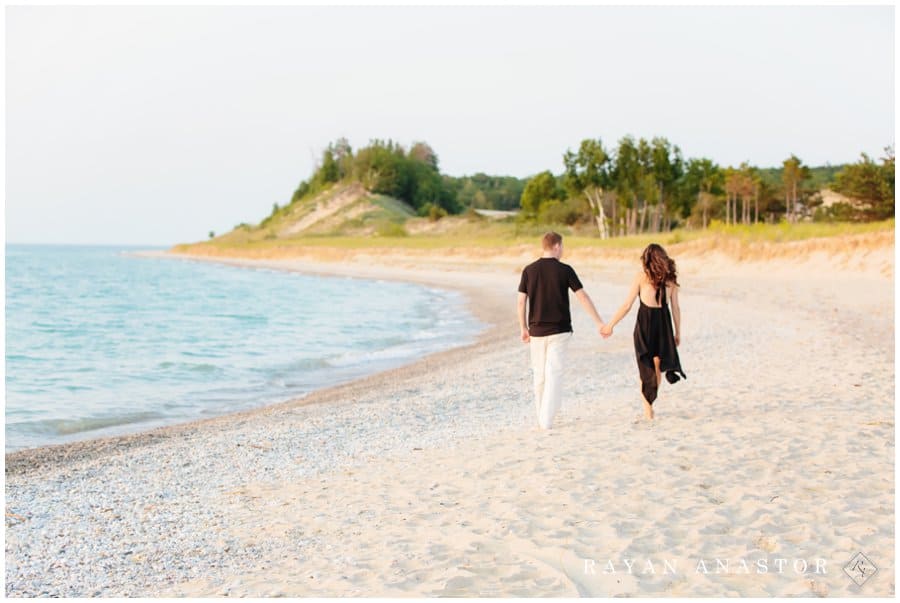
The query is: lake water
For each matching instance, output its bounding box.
[5,244,484,451]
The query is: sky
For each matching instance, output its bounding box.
[5,5,895,246]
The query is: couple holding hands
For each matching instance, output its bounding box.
[517,232,686,424]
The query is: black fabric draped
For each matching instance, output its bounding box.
[632,283,686,404]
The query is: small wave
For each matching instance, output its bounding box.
[249,356,330,376]
[157,360,220,373]
[63,384,95,392]
[9,410,166,436]
[288,357,331,371]
[6,354,45,362]
[180,350,228,359]
[327,340,441,368]
[408,328,442,341]
[262,357,332,386]
[210,313,269,324]
[29,321,84,334]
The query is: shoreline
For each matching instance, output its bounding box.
[4,249,513,476]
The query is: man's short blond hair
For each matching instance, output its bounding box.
[542,231,563,250]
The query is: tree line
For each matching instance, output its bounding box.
[519,137,894,238]
[285,136,894,234]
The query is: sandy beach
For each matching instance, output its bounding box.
[5,235,894,597]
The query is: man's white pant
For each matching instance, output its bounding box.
[529,331,572,429]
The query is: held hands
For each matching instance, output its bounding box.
[522,324,618,342]
[597,323,612,339]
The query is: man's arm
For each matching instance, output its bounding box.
[517,291,530,343]
[574,289,607,337]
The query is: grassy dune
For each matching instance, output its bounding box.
[174,218,894,254]
[188,179,893,260]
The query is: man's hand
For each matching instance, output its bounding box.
[600,324,613,338]
[597,323,611,339]
[675,334,680,347]
[520,327,531,343]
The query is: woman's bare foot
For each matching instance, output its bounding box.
[643,399,654,420]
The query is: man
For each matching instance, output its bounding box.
[517,232,607,429]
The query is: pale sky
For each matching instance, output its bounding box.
[6,5,894,245]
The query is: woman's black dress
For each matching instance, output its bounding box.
[633,282,686,404]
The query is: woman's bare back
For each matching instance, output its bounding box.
[637,272,673,308]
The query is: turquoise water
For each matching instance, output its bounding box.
[5,245,484,451]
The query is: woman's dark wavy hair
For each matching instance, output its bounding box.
[641,243,679,303]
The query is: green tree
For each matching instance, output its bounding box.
[613,136,641,235]
[737,163,758,224]
[649,137,684,231]
[612,135,659,234]
[408,142,439,171]
[520,171,561,219]
[781,154,810,222]
[351,139,412,201]
[538,198,586,226]
[832,147,895,220]
[445,173,526,211]
[318,149,339,185]
[563,138,613,238]
[723,167,739,225]
[332,137,353,180]
[677,158,722,228]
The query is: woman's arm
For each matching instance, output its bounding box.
[601,272,641,335]
[670,284,681,346]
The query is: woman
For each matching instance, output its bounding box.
[601,243,685,420]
